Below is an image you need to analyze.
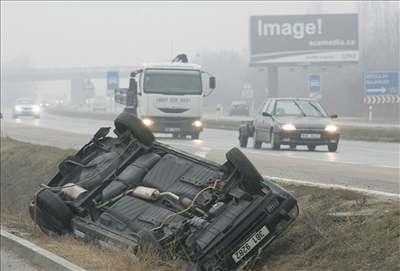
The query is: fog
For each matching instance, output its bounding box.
[1,1,398,119]
[1,1,358,67]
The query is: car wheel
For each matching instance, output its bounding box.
[253,130,262,149]
[328,143,338,152]
[35,190,74,233]
[271,131,280,150]
[239,136,248,148]
[226,147,262,194]
[114,112,155,146]
[191,132,200,140]
[289,144,296,150]
[307,145,316,151]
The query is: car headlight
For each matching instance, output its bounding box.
[32,106,41,113]
[325,124,337,133]
[142,118,154,126]
[192,120,202,127]
[281,123,296,131]
[15,106,22,112]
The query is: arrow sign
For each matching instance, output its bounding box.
[366,87,386,94]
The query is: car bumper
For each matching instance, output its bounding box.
[141,117,203,134]
[277,130,339,146]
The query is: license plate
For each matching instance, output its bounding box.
[300,133,320,139]
[232,226,269,263]
[165,127,180,132]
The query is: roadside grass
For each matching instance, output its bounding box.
[1,137,399,271]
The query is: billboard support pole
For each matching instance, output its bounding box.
[268,66,279,98]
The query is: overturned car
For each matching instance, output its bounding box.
[29,112,298,271]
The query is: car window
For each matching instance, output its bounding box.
[274,100,303,116]
[260,100,270,113]
[266,100,275,114]
[296,100,327,117]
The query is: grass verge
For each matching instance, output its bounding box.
[1,137,399,271]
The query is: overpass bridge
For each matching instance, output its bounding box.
[2,66,139,82]
[2,65,140,104]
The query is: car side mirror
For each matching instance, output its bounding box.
[330,114,338,119]
[262,112,272,117]
[209,76,216,89]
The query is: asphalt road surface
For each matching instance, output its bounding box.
[1,248,42,271]
[1,113,399,195]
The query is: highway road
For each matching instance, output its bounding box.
[1,113,399,196]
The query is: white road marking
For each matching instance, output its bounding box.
[265,175,400,199]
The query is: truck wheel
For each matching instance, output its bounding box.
[191,132,200,140]
[328,143,338,152]
[253,131,262,149]
[114,112,155,146]
[35,190,74,233]
[226,147,262,194]
[239,136,248,148]
[307,145,316,151]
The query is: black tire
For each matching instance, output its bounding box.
[271,131,280,150]
[226,147,262,194]
[35,190,74,233]
[307,145,316,151]
[239,136,248,148]
[289,144,296,150]
[114,112,155,146]
[191,132,200,140]
[253,130,262,149]
[328,143,338,152]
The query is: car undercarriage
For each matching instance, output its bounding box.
[30,112,298,271]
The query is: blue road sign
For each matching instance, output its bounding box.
[364,71,399,96]
[308,74,321,99]
[107,71,119,90]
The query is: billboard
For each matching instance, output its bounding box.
[250,14,359,65]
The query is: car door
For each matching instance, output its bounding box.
[254,100,271,141]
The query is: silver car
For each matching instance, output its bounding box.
[12,98,41,119]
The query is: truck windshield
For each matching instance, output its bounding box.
[143,69,202,95]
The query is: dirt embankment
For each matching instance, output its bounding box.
[1,137,399,271]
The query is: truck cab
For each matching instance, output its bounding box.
[132,63,215,139]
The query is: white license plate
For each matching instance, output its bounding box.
[232,226,270,263]
[300,133,320,139]
[165,127,180,132]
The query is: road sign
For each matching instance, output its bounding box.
[364,71,399,104]
[107,71,119,90]
[308,74,321,100]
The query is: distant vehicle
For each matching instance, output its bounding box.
[115,58,216,140]
[89,96,109,112]
[39,100,52,109]
[12,98,41,119]
[228,101,250,116]
[239,98,340,152]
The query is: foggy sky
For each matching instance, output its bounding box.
[1,1,357,68]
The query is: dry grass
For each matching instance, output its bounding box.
[1,137,399,271]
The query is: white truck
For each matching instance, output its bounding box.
[116,62,216,139]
